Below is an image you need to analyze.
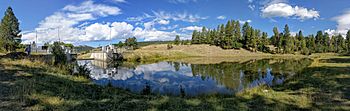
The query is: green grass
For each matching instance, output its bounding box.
[0,55,349,110]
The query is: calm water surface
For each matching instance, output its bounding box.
[78,58,312,96]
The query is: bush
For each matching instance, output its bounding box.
[51,42,67,65]
[167,44,173,49]
[301,48,310,55]
[75,63,91,77]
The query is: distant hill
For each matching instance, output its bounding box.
[137,41,173,47]
[74,45,95,53]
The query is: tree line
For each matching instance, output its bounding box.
[191,20,350,55]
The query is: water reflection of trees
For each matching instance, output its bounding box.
[189,58,312,90]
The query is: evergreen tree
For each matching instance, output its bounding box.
[283,24,293,53]
[315,31,324,52]
[346,30,350,52]
[219,24,225,46]
[200,27,207,44]
[258,32,269,52]
[301,39,309,55]
[0,7,21,52]
[234,21,241,42]
[174,35,180,45]
[116,41,124,48]
[221,21,234,49]
[324,33,330,52]
[295,30,304,51]
[191,30,199,44]
[242,22,253,48]
[335,34,345,53]
[271,27,281,53]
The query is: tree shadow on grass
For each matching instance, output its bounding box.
[274,66,350,110]
[319,58,350,63]
[0,60,154,110]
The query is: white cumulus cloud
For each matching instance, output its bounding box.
[22,1,190,45]
[181,26,202,32]
[158,19,170,25]
[22,1,122,44]
[238,19,252,24]
[261,3,319,20]
[217,16,226,20]
[324,10,350,37]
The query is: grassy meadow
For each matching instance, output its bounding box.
[122,44,309,62]
[1,53,349,110]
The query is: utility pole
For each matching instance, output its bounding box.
[110,27,112,45]
[58,28,60,42]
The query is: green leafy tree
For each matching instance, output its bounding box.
[0,7,21,52]
[125,37,138,50]
[64,43,74,49]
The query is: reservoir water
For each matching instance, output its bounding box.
[78,58,312,96]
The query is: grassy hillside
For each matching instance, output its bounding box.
[123,44,307,62]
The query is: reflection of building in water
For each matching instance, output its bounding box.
[91,60,107,68]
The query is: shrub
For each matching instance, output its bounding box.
[75,63,91,77]
[167,44,173,49]
[51,42,67,65]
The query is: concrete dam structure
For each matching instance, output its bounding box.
[90,45,124,61]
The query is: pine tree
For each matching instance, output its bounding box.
[200,27,207,44]
[301,39,309,55]
[283,24,293,53]
[335,34,345,53]
[191,30,199,44]
[346,30,350,52]
[219,24,225,46]
[242,22,251,48]
[296,30,304,51]
[234,21,241,42]
[258,32,269,52]
[222,21,234,49]
[315,31,323,52]
[324,33,330,52]
[271,27,281,53]
[174,35,180,45]
[0,7,21,52]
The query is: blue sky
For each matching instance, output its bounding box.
[0,0,349,47]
